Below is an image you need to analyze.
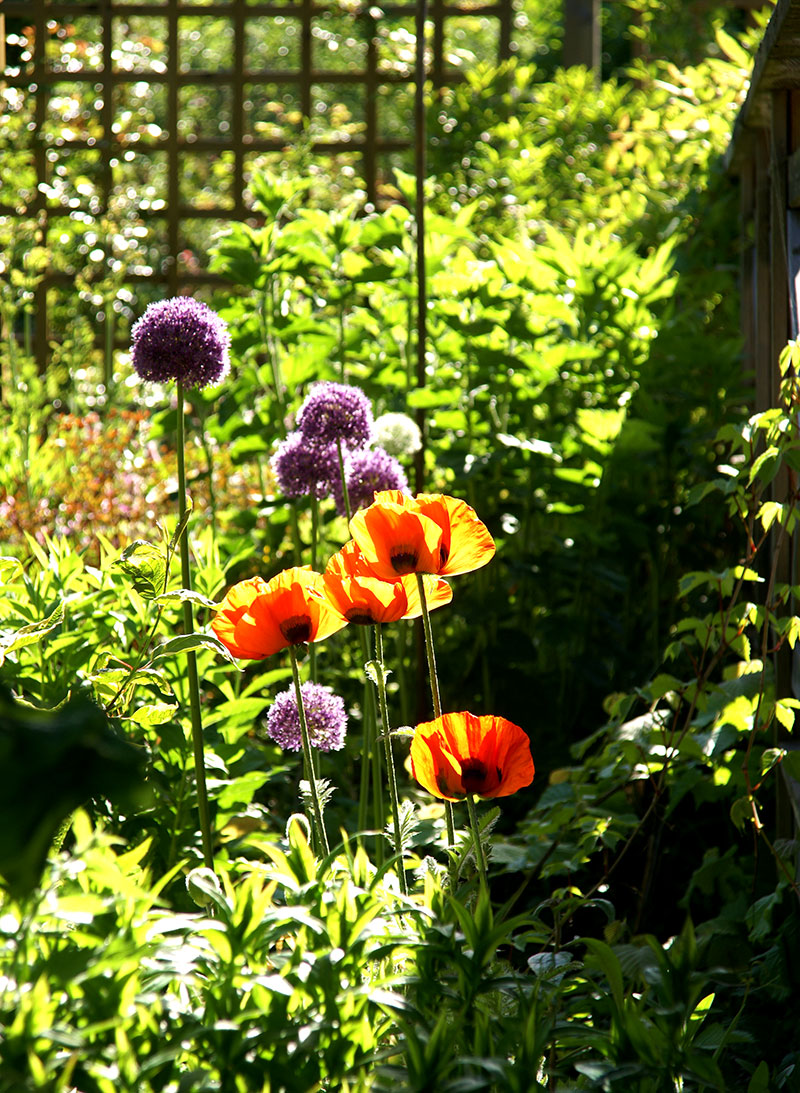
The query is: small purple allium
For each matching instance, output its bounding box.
[265,682,347,752]
[131,296,231,389]
[296,382,373,450]
[334,445,409,516]
[272,431,339,499]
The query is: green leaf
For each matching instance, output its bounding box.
[1,600,64,660]
[114,540,168,600]
[729,796,752,831]
[155,589,218,609]
[152,632,238,665]
[583,938,625,1012]
[747,1060,770,1093]
[129,702,178,727]
[774,700,797,733]
[0,556,23,584]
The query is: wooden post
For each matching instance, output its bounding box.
[563,0,601,72]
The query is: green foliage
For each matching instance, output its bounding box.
[0,6,795,1090]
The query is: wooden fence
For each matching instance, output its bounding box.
[0,1,514,369]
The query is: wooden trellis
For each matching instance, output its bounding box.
[0,1,514,369]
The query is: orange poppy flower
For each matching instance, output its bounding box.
[349,490,495,580]
[410,711,534,801]
[323,540,453,624]
[211,567,348,660]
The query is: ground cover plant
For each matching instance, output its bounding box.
[2,3,799,1091]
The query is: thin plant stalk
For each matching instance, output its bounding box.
[336,438,352,524]
[414,571,457,855]
[175,381,214,872]
[374,622,408,894]
[289,644,330,857]
[358,626,384,865]
[466,793,489,899]
[309,495,319,683]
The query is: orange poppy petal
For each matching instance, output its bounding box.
[410,725,464,801]
[211,568,348,659]
[322,570,410,625]
[415,494,496,577]
[410,711,534,800]
[349,500,443,579]
[399,573,453,619]
[211,576,279,659]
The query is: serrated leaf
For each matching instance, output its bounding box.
[114,540,168,600]
[152,632,238,665]
[155,589,218,609]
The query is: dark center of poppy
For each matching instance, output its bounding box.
[279,614,313,644]
[390,547,418,574]
[439,542,450,567]
[460,758,491,795]
[345,607,376,625]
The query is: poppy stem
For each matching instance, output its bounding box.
[414,572,457,860]
[466,793,489,899]
[176,381,215,873]
[289,645,330,857]
[374,623,408,895]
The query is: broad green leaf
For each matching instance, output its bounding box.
[114,540,168,600]
[152,632,238,665]
[129,702,179,727]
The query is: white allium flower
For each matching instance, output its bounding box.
[372,412,422,457]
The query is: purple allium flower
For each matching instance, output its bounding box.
[130,296,231,389]
[334,445,409,516]
[373,412,422,457]
[296,382,373,450]
[272,431,339,499]
[265,682,347,752]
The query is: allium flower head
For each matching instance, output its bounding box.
[373,412,422,457]
[265,682,347,752]
[334,445,409,516]
[296,382,373,449]
[272,432,338,499]
[130,296,231,389]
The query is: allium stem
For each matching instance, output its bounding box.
[415,572,456,859]
[336,438,352,525]
[466,793,489,900]
[289,645,330,857]
[176,382,215,873]
[375,623,408,895]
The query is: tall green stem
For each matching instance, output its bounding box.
[374,623,408,895]
[337,438,352,525]
[466,793,489,899]
[415,572,456,855]
[289,645,330,857]
[176,382,214,872]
